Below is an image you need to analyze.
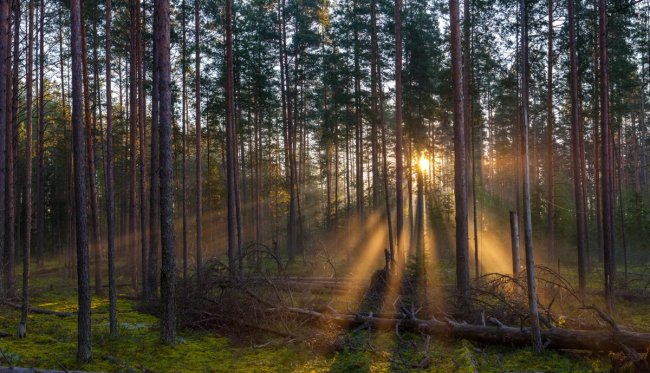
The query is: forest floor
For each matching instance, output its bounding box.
[2,255,647,372]
[2,204,649,372]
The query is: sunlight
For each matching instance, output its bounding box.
[418,154,430,174]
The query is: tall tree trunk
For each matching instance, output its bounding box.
[19,0,34,338]
[598,0,615,313]
[370,0,379,211]
[371,0,394,258]
[80,3,102,297]
[195,0,203,278]
[104,0,118,338]
[520,0,542,352]
[450,0,470,306]
[6,0,18,297]
[35,0,44,268]
[155,0,177,344]
[181,0,188,280]
[70,0,92,361]
[0,0,9,294]
[225,0,238,274]
[137,0,148,296]
[354,0,363,226]
[546,0,555,265]
[568,0,587,294]
[394,0,404,262]
[148,0,161,300]
[129,0,138,291]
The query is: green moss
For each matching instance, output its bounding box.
[0,260,625,372]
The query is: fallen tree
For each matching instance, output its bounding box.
[2,302,75,317]
[270,306,650,353]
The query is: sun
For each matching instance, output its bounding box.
[418,154,430,173]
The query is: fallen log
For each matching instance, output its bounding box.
[268,306,650,353]
[2,302,75,317]
[0,331,10,338]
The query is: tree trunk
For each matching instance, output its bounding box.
[0,0,9,294]
[181,0,188,280]
[520,0,542,352]
[104,0,118,338]
[137,0,148,297]
[148,0,161,300]
[394,0,404,263]
[6,0,19,297]
[450,0,470,306]
[372,0,395,259]
[598,0,615,313]
[155,0,177,344]
[195,0,203,279]
[225,0,238,274]
[568,0,587,295]
[129,0,138,291]
[70,0,92,361]
[546,0,554,265]
[80,3,102,297]
[35,0,44,268]
[19,0,34,338]
[354,1,363,226]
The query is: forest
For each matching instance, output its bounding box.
[1,0,650,371]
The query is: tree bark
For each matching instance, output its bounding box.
[19,0,34,338]
[155,0,177,344]
[568,0,587,295]
[35,0,44,268]
[6,0,19,297]
[195,0,203,279]
[80,3,102,297]
[129,0,139,291]
[598,0,615,313]
[181,0,188,280]
[0,0,9,294]
[546,0,554,266]
[137,0,148,297]
[148,0,161,300]
[70,0,92,361]
[450,0,470,306]
[394,0,404,263]
[510,211,520,274]
[105,0,118,338]
[520,0,542,352]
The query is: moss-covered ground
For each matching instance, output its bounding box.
[0,258,628,372]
